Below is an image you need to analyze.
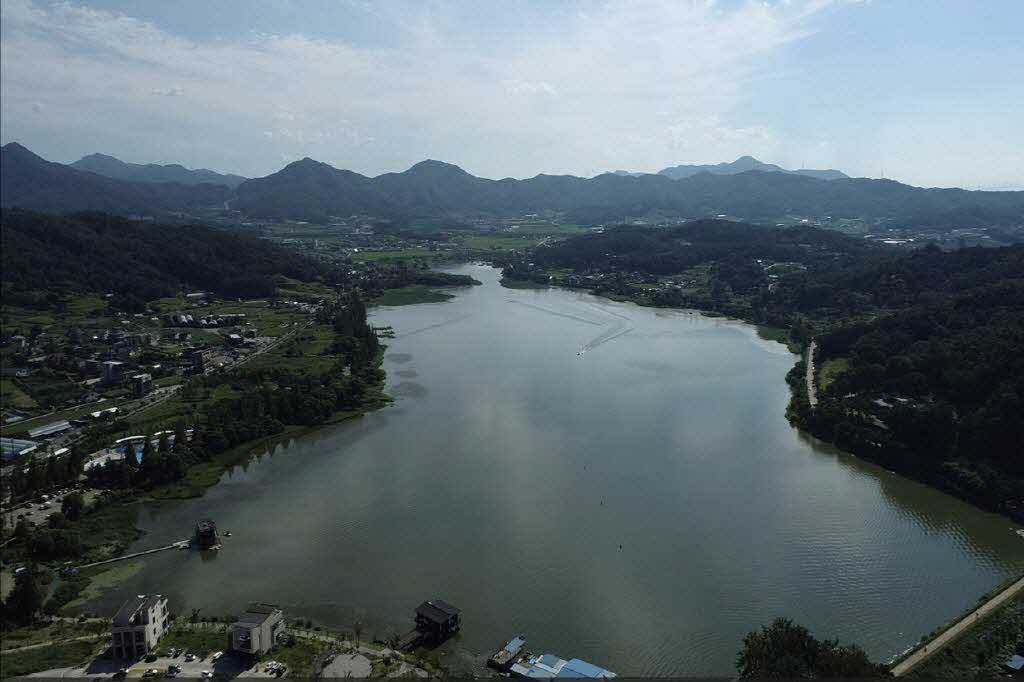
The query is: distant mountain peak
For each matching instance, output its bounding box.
[405,159,470,176]
[79,152,120,162]
[2,141,41,160]
[69,151,247,188]
[658,156,848,181]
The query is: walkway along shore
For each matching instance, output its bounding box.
[890,573,1024,676]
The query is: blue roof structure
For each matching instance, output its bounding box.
[561,659,616,678]
[505,636,527,654]
[512,654,616,679]
[1006,654,1024,671]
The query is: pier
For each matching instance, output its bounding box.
[75,540,189,571]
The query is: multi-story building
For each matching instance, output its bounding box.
[230,603,284,656]
[111,594,169,659]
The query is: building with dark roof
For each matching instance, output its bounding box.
[231,603,284,656]
[111,594,169,659]
[414,599,461,641]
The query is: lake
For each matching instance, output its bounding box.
[87,264,1024,675]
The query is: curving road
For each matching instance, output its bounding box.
[805,340,818,407]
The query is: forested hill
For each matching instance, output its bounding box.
[1,210,327,308]
[801,246,1024,519]
[528,219,877,275]
[234,157,1024,226]
[70,153,247,189]
[0,143,231,215]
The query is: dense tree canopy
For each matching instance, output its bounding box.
[737,618,889,678]
[1,209,330,307]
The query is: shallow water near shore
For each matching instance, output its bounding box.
[85,264,1024,676]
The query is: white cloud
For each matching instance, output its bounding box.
[505,80,558,97]
[0,0,850,177]
[151,86,184,97]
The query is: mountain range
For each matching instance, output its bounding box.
[2,142,1022,229]
[1,143,231,215]
[71,153,247,188]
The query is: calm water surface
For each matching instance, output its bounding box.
[90,265,1024,675]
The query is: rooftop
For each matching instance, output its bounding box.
[416,599,461,624]
[236,603,282,626]
[28,420,72,439]
[112,594,164,626]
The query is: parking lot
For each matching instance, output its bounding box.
[2,487,97,531]
[121,651,279,679]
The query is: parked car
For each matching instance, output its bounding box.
[201,671,213,679]
[143,669,160,678]
[210,651,223,662]
[184,653,196,662]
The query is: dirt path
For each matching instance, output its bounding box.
[891,574,1024,676]
[805,340,818,407]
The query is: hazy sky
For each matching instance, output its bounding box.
[2,0,1022,188]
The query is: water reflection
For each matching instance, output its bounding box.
[80,265,1024,676]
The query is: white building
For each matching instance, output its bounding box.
[112,594,169,659]
[230,603,284,656]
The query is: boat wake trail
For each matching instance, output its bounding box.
[581,323,633,353]
[397,313,473,338]
[509,300,604,326]
[575,300,635,353]
[582,301,632,322]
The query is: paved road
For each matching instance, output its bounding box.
[891,573,1024,676]
[805,340,818,407]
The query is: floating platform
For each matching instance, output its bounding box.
[489,635,526,671]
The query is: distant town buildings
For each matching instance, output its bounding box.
[111,594,169,659]
[131,373,153,397]
[102,360,126,385]
[27,420,72,440]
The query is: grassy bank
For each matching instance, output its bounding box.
[1,638,101,678]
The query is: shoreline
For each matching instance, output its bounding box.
[503,275,1024,526]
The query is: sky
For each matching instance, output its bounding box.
[1,0,1022,189]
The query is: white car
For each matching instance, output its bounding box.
[210,651,224,662]
[201,671,213,679]
[184,654,196,662]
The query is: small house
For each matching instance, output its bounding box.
[414,599,461,641]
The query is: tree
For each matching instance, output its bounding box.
[13,518,30,540]
[173,421,188,452]
[352,620,364,646]
[6,568,43,625]
[736,618,888,679]
[141,434,157,476]
[61,492,86,521]
[737,618,819,678]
